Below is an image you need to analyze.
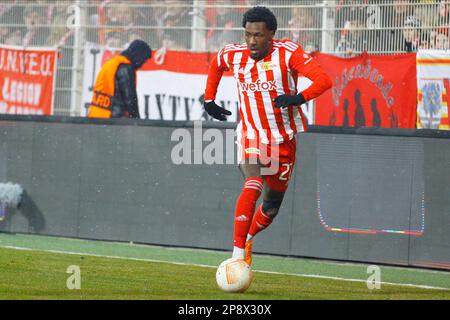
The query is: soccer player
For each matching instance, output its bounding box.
[204,6,332,265]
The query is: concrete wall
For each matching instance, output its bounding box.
[1,116,449,269]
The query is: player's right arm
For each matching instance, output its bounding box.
[203,50,232,121]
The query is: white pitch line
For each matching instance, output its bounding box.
[1,245,449,292]
[255,269,450,291]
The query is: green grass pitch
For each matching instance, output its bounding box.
[0,233,449,300]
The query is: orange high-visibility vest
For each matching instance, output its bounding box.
[87,55,132,118]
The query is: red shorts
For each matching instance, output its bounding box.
[237,135,297,192]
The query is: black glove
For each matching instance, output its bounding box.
[204,100,232,121]
[273,93,306,108]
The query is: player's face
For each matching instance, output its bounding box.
[244,22,275,60]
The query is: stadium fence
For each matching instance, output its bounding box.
[0,0,448,116]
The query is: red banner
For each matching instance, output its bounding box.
[313,52,417,128]
[0,45,57,115]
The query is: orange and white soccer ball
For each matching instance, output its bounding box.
[216,258,253,293]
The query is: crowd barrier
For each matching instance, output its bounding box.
[1,115,449,270]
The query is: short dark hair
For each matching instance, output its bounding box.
[242,6,277,32]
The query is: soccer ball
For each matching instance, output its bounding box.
[216,258,253,293]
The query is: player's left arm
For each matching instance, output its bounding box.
[273,48,332,108]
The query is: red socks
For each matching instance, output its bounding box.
[248,204,273,239]
[233,177,263,249]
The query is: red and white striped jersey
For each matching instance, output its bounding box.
[204,39,332,144]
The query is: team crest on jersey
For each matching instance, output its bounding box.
[260,61,277,71]
[245,148,261,155]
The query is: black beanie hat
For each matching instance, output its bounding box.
[121,39,152,69]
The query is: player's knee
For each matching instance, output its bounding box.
[239,163,262,179]
[262,199,282,219]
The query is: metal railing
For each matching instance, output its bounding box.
[0,0,449,116]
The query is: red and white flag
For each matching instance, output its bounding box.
[0,45,57,115]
